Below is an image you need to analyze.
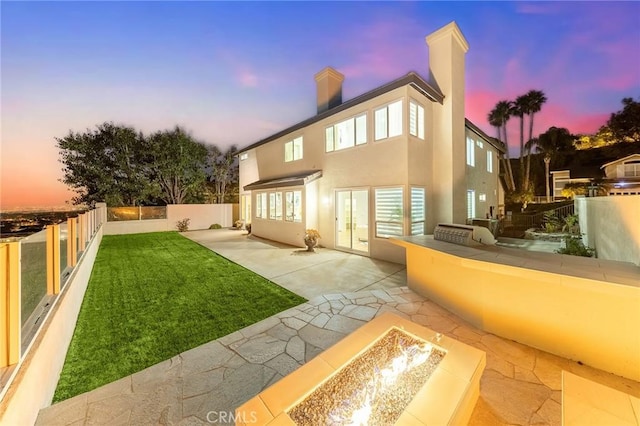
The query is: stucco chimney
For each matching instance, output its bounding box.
[314,67,344,114]
[426,21,470,225]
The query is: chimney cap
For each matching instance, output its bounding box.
[314,66,345,82]
[425,21,469,53]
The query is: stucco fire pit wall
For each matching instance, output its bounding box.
[235,312,486,425]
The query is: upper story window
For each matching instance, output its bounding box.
[325,114,367,152]
[239,153,248,161]
[466,137,475,167]
[285,137,303,162]
[374,100,403,141]
[409,101,425,139]
[622,161,640,177]
[487,150,493,173]
[476,140,484,149]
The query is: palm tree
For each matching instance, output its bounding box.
[534,126,572,203]
[513,94,528,190]
[523,90,548,190]
[488,100,516,191]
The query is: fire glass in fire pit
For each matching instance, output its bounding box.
[287,327,446,426]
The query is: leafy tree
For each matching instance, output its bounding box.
[488,100,516,191]
[607,97,640,143]
[574,126,616,150]
[146,127,208,204]
[206,145,239,203]
[57,122,154,206]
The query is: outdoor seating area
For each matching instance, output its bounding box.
[34,230,640,425]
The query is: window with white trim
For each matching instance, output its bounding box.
[269,192,282,220]
[325,114,367,152]
[410,187,425,235]
[256,193,267,219]
[285,191,302,222]
[409,101,425,139]
[479,193,486,202]
[467,190,476,219]
[487,151,493,173]
[476,140,484,148]
[466,137,475,166]
[375,187,403,238]
[374,100,403,141]
[239,153,248,161]
[284,137,303,162]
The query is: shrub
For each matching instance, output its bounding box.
[234,220,244,229]
[562,214,580,235]
[557,236,595,257]
[209,224,222,230]
[542,211,562,233]
[176,218,190,232]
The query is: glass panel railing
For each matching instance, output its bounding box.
[20,229,48,327]
[140,206,167,220]
[76,218,81,262]
[107,207,140,221]
[59,223,70,287]
[107,206,167,221]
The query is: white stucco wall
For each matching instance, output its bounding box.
[104,204,236,235]
[394,238,640,382]
[575,196,640,266]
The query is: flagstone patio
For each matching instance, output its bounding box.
[35,230,640,425]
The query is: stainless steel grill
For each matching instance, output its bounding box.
[434,223,496,246]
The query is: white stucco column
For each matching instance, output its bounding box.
[426,22,469,225]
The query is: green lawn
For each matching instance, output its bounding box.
[53,232,305,402]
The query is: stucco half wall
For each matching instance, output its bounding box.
[104,204,236,235]
[575,195,640,266]
[390,236,640,382]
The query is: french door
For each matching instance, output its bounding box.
[335,189,369,253]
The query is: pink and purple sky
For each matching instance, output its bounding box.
[2,1,639,210]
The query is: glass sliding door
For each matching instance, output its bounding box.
[336,189,369,254]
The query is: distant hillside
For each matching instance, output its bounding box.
[508,141,640,195]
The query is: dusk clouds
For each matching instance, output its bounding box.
[2,1,638,209]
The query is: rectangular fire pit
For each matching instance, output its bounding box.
[236,312,486,425]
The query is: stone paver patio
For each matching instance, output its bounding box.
[37,288,640,425]
[36,230,640,425]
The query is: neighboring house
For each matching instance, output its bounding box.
[550,153,640,198]
[550,170,591,199]
[237,22,504,264]
[601,154,640,195]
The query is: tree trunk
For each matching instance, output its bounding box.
[524,114,535,190]
[503,125,516,191]
[519,115,525,191]
[544,156,551,203]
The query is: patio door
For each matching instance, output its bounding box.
[336,190,369,254]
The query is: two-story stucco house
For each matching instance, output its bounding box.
[237,22,504,264]
[551,153,640,198]
[601,154,640,195]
